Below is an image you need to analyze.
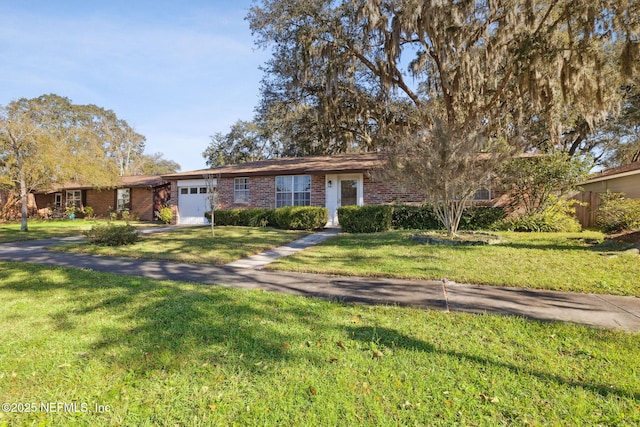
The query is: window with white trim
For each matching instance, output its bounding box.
[117,188,131,211]
[66,190,82,208]
[234,178,250,204]
[473,188,491,201]
[276,175,311,207]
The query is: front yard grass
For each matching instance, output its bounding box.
[269,230,640,297]
[0,220,157,243]
[0,262,638,426]
[57,226,309,265]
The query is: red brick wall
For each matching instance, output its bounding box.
[310,175,326,207]
[85,190,115,217]
[216,174,327,210]
[83,187,163,221]
[131,188,155,221]
[168,181,179,224]
[363,176,425,205]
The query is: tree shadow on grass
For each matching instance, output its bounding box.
[346,325,640,402]
[0,262,333,375]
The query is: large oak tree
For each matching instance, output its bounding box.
[249,0,638,234]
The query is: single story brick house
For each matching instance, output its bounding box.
[574,161,640,227]
[162,152,499,226]
[34,175,171,221]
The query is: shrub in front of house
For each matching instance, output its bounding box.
[392,205,440,230]
[83,206,95,219]
[247,209,275,227]
[239,208,272,227]
[459,206,507,230]
[83,223,140,246]
[338,205,394,233]
[493,200,581,233]
[595,191,640,233]
[392,205,505,231]
[274,206,328,230]
[206,209,241,226]
[157,206,173,224]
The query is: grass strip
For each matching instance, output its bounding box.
[0,262,638,426]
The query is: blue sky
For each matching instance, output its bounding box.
[0,0,269,172]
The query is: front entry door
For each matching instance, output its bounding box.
[339,179,358,207]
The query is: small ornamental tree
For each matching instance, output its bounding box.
[380,118,509,236]
[204,174,219,237]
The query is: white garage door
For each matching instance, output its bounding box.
[177,179,213,224]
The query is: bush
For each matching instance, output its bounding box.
[459,207,506,231]
[248,209,275,227]
[239,208,271,227]
[157,206,173,224]
[494,199,581,232]
[596,192,640,233]
[206,207,323,229]
[206,209,241,226]
[338,205,394,233]
[83,206,95,219]
[392,205,505,231]
[392,205,440,230]
[83,223,140,246]
[274,206,328,230]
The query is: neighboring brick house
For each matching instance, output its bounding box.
[34,175,171,221]
[574,161,640,228]
[162,152,499,226]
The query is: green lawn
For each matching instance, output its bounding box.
[0,262,638,426]
[58,226,309,265]
[268,230,640,297]
[0,220,159,243]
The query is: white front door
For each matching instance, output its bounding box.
[325,174,363,226]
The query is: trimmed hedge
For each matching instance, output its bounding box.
[338,205,394,233]
[459,206,507,231]
[273,206,328,230]
[392,205,506,231]
[392,205,440,230]
[205,206,327,230]
[206,209,241,226]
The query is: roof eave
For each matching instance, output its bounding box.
[581,168,640,185]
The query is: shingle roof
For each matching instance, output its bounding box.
[582,162,640,184]
[37,175,168,193]
[162,152,386,180]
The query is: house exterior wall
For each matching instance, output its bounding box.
[169,171,506,225]
[30,187,167,221]
[363,176,425,205]
[580,174,640,199]
[131,188,155,221]
[215,175,326,210]
[85,190,114,217]
[574,173,640,228]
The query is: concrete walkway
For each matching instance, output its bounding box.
[225,228,341,269]
[0,230,639,332]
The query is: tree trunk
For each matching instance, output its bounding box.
[19,176,29,232]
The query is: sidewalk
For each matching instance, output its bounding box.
[1,230,639,332]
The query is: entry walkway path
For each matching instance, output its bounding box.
[1,231,639,332]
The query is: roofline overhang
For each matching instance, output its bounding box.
[580,168,640,185]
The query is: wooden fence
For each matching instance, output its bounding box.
[573,191,601,229]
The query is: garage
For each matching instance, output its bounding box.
[177,179,213,224]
